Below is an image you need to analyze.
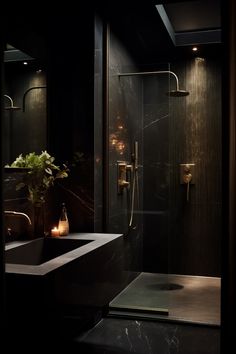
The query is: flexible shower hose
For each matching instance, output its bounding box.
[129,165,139,228]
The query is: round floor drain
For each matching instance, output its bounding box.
[149,283,184,291]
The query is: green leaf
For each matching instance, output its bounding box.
[56,171,68,179]
[16,182,26,191]
[8,150,69,205]
[45,167,52,175]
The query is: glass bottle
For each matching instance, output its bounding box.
[58,202,69,236]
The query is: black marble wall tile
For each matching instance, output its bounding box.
[107,29,143,274]
[45,15,97,233]
[142,73,170,273]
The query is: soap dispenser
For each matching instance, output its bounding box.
[58,202,69,236]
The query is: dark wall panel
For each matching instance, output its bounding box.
[142,72,170,273]
[3,64,46,165]
[94,16,104,232]
[168,57,222,276]
[107,27,143,276]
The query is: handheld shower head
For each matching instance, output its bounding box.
[4,94,20,110]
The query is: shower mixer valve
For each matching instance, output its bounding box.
[180,163,195,202]
[117,161,132,194]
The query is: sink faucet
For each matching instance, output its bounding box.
[4,211,32,241]
[4,210,32,225]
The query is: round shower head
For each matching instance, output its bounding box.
[166,89,190,97]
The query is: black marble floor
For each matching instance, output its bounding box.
[4,272,220,353]
[109,273,221,326]
[73,317,220,354]
[4,313,220,354]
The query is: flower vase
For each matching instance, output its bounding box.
[33,203,45,238]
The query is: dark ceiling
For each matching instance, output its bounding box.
[103,0,222,64]
[2,1,222,65]
[161,0,221,32]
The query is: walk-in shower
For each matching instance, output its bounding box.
[117,70,189,228]
[107,61,221,326]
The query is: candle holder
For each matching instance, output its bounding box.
[51,227,60,237]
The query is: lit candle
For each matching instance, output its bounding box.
[51,227,60,237]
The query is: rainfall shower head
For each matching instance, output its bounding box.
[4,94,20,110]
[118,70,189,97]
[167,89,189,97]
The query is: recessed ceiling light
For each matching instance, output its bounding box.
[23,61,28,65]
[196,57,205,62]
[192,47,198,52]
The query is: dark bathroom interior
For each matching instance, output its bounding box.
[1,1,236,353]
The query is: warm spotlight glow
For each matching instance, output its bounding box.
[109,134,118,146]
[192,47,198,52]
[116,141,125,155]
[195,57,205,62]
[51,227,60,237]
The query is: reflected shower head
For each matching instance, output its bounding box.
[4,106,21,110]
[167,89,189,97]
[4,94,20,110]
[118,70,190,97]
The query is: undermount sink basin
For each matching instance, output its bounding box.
[5,237,92,265]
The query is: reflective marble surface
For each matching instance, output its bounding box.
[73,317,220,354]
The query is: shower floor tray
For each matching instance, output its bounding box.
[109,272,220,326]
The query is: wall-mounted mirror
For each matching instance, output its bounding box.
[3,43,47,166]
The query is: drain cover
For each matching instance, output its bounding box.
[154,283,184,291]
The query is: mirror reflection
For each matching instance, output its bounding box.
[3,43,47,165]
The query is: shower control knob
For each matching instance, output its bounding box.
[183,173,192,184]
[183,173,192,202]
[179,163,195,184]
[118,161,131,194]
[179,163,195,202]
[120,180,130,187]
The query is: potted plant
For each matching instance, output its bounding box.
[6,151,69,236]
